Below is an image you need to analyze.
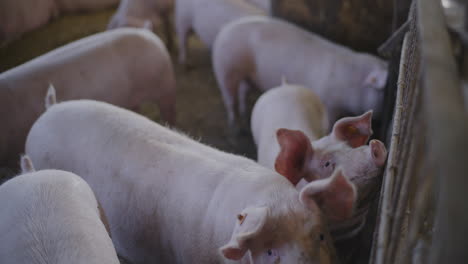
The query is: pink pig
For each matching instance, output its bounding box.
[0,156,119,264]
[0,0,118,46]
[175,0,266,64]
[213,16,388,126]
[107,0,174,49]
[251,83,388,240]
[25,97,360,263]
[0,28,176,168]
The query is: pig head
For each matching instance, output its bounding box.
[274,111,388,239]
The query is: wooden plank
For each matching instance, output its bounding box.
[417,0,468,262]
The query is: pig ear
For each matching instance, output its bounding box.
[332,111,373,148]
[220,207,268,260]
[370,139,388,167]
[20,155,35,173]
[363,68,388,90]
[142,20,153,31]
[45,83,57,110]
[300,169,357,222]
[274,129,313,185]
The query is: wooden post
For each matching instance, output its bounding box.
[271,0,411,52]
[417,0,468,263]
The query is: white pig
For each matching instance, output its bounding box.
[175,0,265,64]
[0,0,118,46]
[213,16,388,125]
[0,156,119,264]
[0,28,176,168]
[26,98,359,263]
[107,0,174,49]
[251,84,388,240]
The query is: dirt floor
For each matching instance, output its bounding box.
[0,7,260,182]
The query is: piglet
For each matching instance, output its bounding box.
[213,16,388,126]
[0,28,176,168]
[0,156,119,264]
[108,0,174,49]
[176,0,265,64]
[0,0,118,45]
[25,97,358,263]
[251,83,388,240]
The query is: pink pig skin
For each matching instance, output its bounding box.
[175,0,266,64]
[251,84,388,241]
[0,28,176,168]
[0,0,118,45]
[25,99,360,264]
[0,156,119,264]
[213,16,388,126]
[107,0,174,49]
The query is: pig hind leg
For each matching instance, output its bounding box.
[238,80,255,129]
[238,81,251,117]
[218,72,245,127]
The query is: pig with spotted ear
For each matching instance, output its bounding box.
[251,84,388,241]
[0,155,119,264]
[26,99,359,263]
[108,0,174,49]
[213,16,388,127]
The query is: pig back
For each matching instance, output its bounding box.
[0,28,171,168]
[251,85,329,168]
[0,170,119,264]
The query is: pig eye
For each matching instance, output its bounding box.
[324,161,331,167]
[266,249,278,257]
[319,233,325,241]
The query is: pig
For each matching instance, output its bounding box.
[175,0,266,64]
[0,0,118,46]
[0,156,119,264]
[0,27,176,168]
[107,0,174,49]
[251,83,388,241]
[25,98,359,263]
[213,16,389,126]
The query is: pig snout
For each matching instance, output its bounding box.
[370,139,387,167]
